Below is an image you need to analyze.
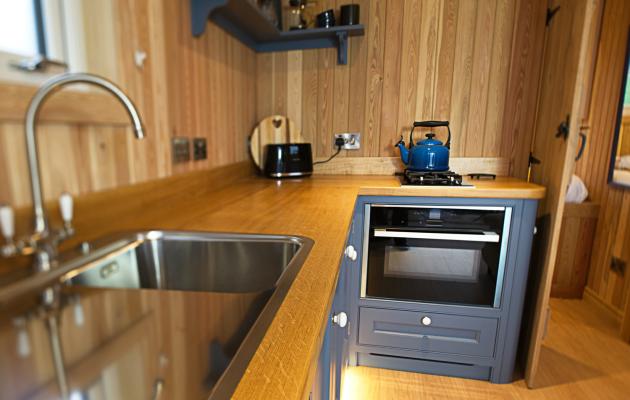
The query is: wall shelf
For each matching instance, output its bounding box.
[190,0,364,64]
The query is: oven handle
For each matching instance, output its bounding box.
[373,229,500,243]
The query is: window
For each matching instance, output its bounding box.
[0,0,69,85]
[0,1,118,86]
[0,1,40,57]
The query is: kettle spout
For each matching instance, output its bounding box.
[395,138,409,165]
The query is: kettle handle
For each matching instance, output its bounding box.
[409,120,451,149]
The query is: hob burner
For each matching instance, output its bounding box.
[401,170,465,186]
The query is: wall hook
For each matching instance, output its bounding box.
[134,50,148,68]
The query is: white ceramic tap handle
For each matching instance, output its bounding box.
[17,326,31,358]
[73,296,85,327]
[13,317,30,358]
[59,192,73,225]
[0,205,15,241]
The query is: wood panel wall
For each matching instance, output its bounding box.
[1,0,547,210]
[0,0,257,208]
[257,0,546,177]
[575,0,630,312]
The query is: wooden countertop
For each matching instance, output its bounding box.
[1,164,545,399]
[359,176,545,199]
[223,175,543,399]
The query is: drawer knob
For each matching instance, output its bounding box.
[332,312,348,328]
[421,316,432,326]
[344,245,357,261]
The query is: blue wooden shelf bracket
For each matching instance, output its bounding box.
[337,31,349,65]
[190,0,363,65]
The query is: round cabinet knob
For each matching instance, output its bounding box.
[344,245,357,261]
[421,316,432,326]
[332,312,348,328]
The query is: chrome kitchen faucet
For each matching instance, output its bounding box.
[0,73,145,265]
[0,73,145,400]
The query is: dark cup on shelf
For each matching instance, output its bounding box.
[316,9,336,28]
[340,4,360,25]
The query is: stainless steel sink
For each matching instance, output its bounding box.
[65,231,305,293]
[0,230,313,399]
[63,230,313,399]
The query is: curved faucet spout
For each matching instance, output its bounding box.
[24,73,145,234]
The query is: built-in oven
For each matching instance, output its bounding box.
[361,204,512,308]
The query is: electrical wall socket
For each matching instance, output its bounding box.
[611,256,626,276]
[334,133,361,150]
[193,138,207,160]
[172,137,190,163]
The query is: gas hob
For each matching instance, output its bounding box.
[399,169,474,187]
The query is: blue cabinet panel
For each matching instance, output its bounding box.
[358,307,498,358]
[357,353,492,381]
[347,196,539,384]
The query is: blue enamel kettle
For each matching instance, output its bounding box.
[396,120,451,172]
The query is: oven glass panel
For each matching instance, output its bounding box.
[364,206,508,307]
[384,246,482,282]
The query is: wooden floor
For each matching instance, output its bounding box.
[342,298,630,399]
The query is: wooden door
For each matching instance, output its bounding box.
[525,0,600,388]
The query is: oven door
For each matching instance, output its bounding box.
[361,206,511,308]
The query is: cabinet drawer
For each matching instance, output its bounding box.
[358,307,498,358]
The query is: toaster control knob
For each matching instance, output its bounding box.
[421,316,432,326]
[344,245,357,261]
[332,312,348,328]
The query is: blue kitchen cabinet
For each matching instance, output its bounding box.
[314,194,538,395]
[312,223,354,400]
[346,196,539,384]
[330,250,351,400]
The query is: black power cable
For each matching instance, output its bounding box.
[313,137,345,166]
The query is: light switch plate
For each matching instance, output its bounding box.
[334,133,361,150]
[172,137,190,163]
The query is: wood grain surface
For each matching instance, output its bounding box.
[0,166,544,399]
[573,0,630,328]
[0,84,129,125]
[500,0,548,179]
[257,0,546,178]
[358,176,545,199]
[551,202,600,298]
[0,0,257,208]
[0,0,548,204]
[313,156,509,176]
[524,0,600,388]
